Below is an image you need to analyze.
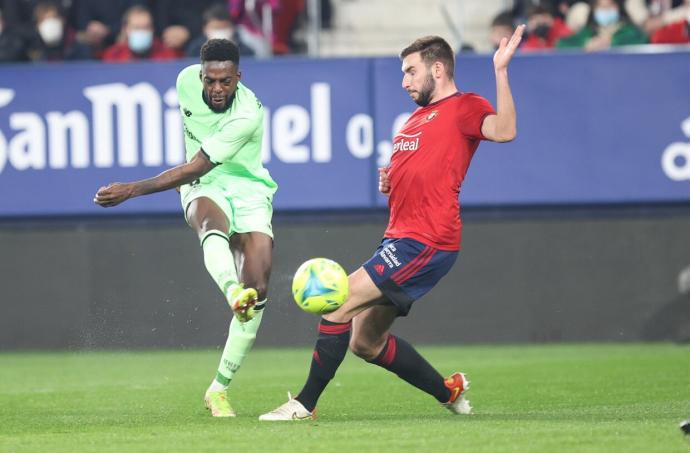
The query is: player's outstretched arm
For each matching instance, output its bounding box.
[93,150,215,208]
[481,24,525,143]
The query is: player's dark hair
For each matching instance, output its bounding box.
[400,36,455,79]
[200,38,240,65]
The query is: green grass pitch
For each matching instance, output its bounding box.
[1,344,689,452]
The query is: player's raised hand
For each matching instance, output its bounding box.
[93,182,135,207]
[494,24,525,71]
[378,167,391,196]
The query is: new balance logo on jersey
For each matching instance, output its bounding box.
[392,132,421,153]
[184,124,200,143]
[374,264,385,276]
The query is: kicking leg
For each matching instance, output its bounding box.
[187,199,266,416]
[207,232,273,415]
[214,232,272,386]
[186,198,239,416]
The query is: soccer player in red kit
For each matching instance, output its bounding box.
[260,26,525,421]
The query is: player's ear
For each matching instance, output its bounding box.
[198,70,202,81]
[433,61,444,79]
[237,71,242,80]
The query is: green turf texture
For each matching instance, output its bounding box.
[1,344,689,452]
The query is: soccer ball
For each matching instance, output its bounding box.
[292,258,349,314]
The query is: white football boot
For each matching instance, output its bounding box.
[259,392,315,421]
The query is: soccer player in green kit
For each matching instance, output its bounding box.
[94,39,276,418]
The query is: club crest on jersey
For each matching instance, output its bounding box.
[426,110,438,121]
[392,132,421,153]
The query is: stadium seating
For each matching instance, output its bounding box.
[318,0,509,56]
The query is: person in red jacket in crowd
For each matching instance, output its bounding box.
[651,7,690,43]
[522,4,573,51]
[102,5,179,62]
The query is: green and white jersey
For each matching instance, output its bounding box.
[176,64,277,198]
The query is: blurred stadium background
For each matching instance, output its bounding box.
[1,0,689,349]
[1,0,690,450]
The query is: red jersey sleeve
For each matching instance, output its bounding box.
[456,93,495,140]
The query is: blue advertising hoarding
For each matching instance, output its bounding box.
[456,52,690,206]
[0,50,688,217]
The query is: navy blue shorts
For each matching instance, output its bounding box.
[362,237,458,316]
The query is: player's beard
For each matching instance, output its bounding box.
[203,91,233,113]
[414,73,436,107]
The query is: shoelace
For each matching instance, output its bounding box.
[268,392,300,415]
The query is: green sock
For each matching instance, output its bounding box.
[201,230,238,295]
[215,302,266,386]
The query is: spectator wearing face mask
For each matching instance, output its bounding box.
[556,0,647,50]
[185,4,254,58]
[650,3,690,42]
[0,6,29,62]
[75,0,150,60]
[522,4,573,50]
[1,0,74,41]
[102,5,179,62]
[27,1,91,61]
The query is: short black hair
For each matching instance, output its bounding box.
[400,36,455,79]
[200,38,240,65]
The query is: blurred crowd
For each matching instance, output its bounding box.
[491,0,690,53]
[0,0,333,63]
[1,0,688,64]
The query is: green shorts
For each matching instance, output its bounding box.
[180,181,274,239]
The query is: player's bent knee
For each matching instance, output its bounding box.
[196,224,228,244]
[348,338,380,361]
[200,218,226,235]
